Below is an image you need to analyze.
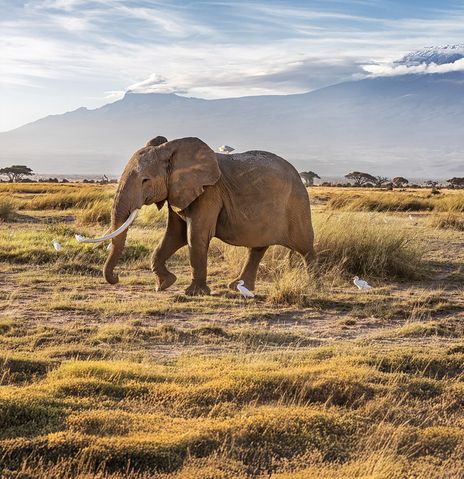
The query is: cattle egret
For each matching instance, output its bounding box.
[409,214,415,222]
[218,145,235,154]
[353,276,372,290]
[237,280,254,298]
[52,240,62,252]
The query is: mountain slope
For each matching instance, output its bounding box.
[1,72,464,176]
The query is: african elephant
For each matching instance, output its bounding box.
[84,136,315,295]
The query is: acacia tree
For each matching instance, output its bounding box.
[392,176,409,188]
[300,171,321,187]
[345,171,377,186]
[375,176,390,187]
[447,177,464,188]
[0,165,34,182]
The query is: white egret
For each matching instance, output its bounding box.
[52,240,62,252]
[237,280,254,298]
[218,145,235,154]
[353,276,372,290]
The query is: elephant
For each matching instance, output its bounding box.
[84,136,315,295]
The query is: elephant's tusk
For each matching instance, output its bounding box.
[75,209,139,244]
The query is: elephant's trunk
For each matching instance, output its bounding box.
[103,227,128,284]
[103,188,135,284]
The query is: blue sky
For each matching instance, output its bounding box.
[1,0,464,131]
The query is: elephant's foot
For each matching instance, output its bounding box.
[228,278,255,291]
[156,272,177,291]
[185,281,211,296]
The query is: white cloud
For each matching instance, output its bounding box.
[363,58,464,77]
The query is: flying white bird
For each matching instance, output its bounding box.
[237,280,254,298]
[353,276,372,290]
[52,240,62,252]
[218,145,235,154]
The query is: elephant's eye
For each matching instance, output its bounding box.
[142,178,150,185]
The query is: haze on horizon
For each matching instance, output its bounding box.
[2,0,464,132]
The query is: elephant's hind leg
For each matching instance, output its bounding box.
[229,246,268,291]
[151,209,187,291]
[290,242,317,281]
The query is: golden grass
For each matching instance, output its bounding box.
[430,213,464,231]
[0,183,463,478]
[1,346,464,477]
[0,194,17,221]
[0,183,87,194]
[25,187,111,210]
[324,188,464,213]
[314,212,425,279]
[76,199,112,226]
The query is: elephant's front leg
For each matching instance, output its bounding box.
[151,208,187,291]
[185,219,213,296]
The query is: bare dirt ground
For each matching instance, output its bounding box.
[2,214,463,357]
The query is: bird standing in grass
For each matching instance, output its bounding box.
[353,276,372,290]
[237,280,254,298]
[52,240,62,252]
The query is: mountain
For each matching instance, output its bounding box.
[1,71,464,177]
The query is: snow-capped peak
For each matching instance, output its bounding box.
[396,44,464,66]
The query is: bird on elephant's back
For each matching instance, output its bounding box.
[83,136,315,295]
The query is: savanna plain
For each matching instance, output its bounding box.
[1,183,464,479]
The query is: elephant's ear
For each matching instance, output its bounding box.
[159,138,221,211]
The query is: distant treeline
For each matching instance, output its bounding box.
[300,170,464,189]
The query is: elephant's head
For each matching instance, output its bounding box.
[85,137,221,284]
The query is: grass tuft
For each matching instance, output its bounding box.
[76,199,112,226]
[430,213,464,231]
[0,194,16,221]
[315,213,425,280]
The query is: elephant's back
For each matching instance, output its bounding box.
[214,150,311,248]
[218,151,301,186]
[219,150,295,173]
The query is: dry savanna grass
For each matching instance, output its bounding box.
[0,183,463,478]
[0,194,17,221]
[430,213,464,232]
[324,187,464,213]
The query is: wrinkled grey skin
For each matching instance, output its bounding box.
[104,137,315,295]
